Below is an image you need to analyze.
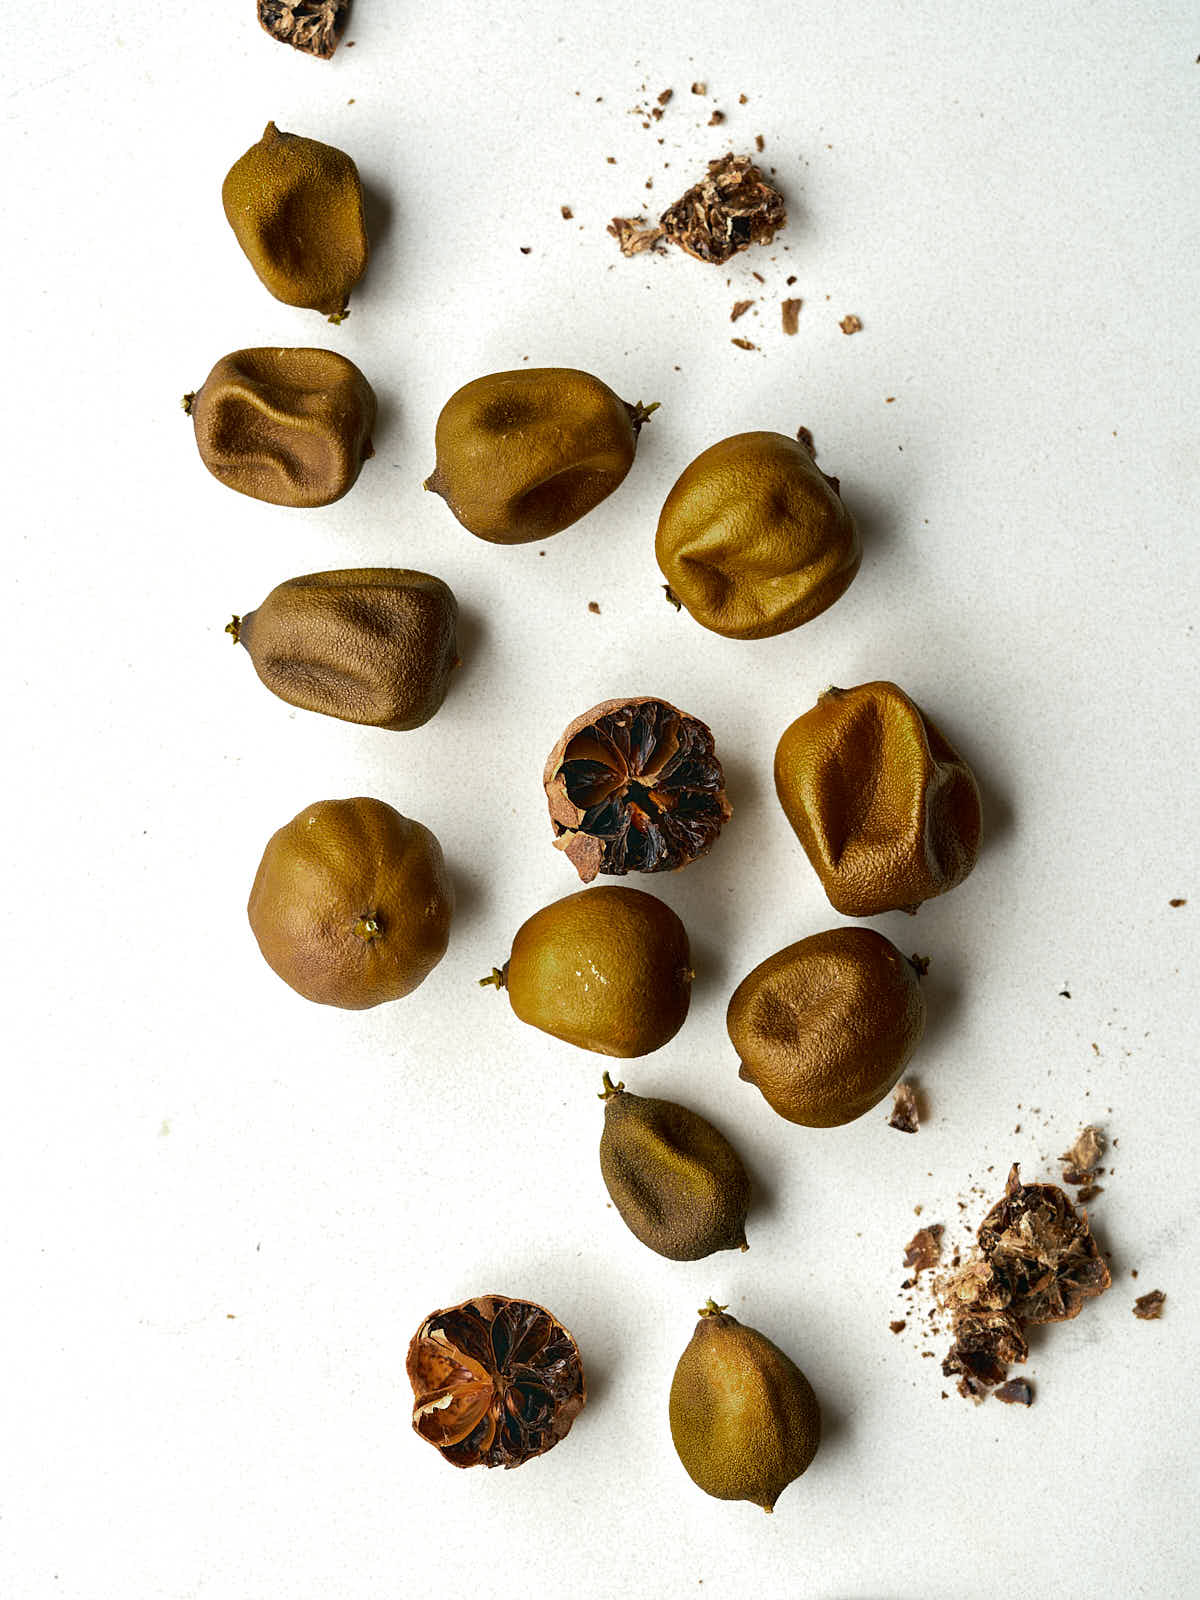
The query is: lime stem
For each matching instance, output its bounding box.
[477,967,507,990]
[598,1071,626,1101]
[698,1298,729,1318]
[629,400,661,432]
[353,917,382,942]
[225,615,241,644]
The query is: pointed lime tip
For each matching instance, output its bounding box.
[327,307,349,326]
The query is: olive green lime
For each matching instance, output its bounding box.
[481,886,692,1057]
[426,368,657,544]
[222,122,368,319]
[669,1302,821,1512]
[598,1074,751,1260]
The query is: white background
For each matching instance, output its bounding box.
[3,3,1198,1596]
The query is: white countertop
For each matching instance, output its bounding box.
[4,2,1198,1596]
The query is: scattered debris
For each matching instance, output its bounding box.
[730,337,757,351]
[257,0,347,58]
[889,1082,921,1134]
[608,216,667,256]
[1169,897,1187,907]
[994,1378,1034,1406]
[1059,1126,1105,1186]
[561,205,574,220]
[938,1165,1111,1403]
[1133,1290,1166,1320]
[587,602,601,615]
[889,1319,907,1334]
[781,298,802,335]
[613,154,785,266]
[903,1225,943,1277]
[691,81,707,94]
[839,314,863,335]
[708,110,725,125]
[730,299,754,322]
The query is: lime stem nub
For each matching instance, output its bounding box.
[699,1298,729,1318]
[181,392,196,415]
[353,916,382,942]
[477,967,507,990]
[225,615,241,644]
[629,400,661,433]
[598,1071,626,1101]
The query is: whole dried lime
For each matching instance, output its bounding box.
[186,347,376,508]
[775,681,982,915]
[229,569,459,731]
[728,928,926,1127]
[482,886,692,1057]
[598,1073,751,1260]
[222,122,368,319]
[425,368,657,543]
[247,797,452,1008]
[656,430,859,639]
[670,1301,820,1512]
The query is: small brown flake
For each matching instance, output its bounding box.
[1060,1126,1105,1186]
[257,0,347,57]
[730,299,754,322]
[1074,1184,1104,1205]
[657,88,673,106]
[885,396,896,403]
[519,246,532,255]
[663,584,682,611]
[606,156,617,165]
[739,93,748,104]
[730,337,757,351]
[561,205,574,220]
[708,110,725,125]
[839,314,863,335]
[903,1225,943,1276]
[751,270,765,283]
[781,297,801,335]
[786,274,797,285]
[1133,1290,1166,1320]
[1169,897,1187,907]
[889,1082,921,1134]
[691,81,707,95]
[587,601,601,615]
[607,216,668,256]
[994,1378,1034,1406]
[889,1319,906,1334]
